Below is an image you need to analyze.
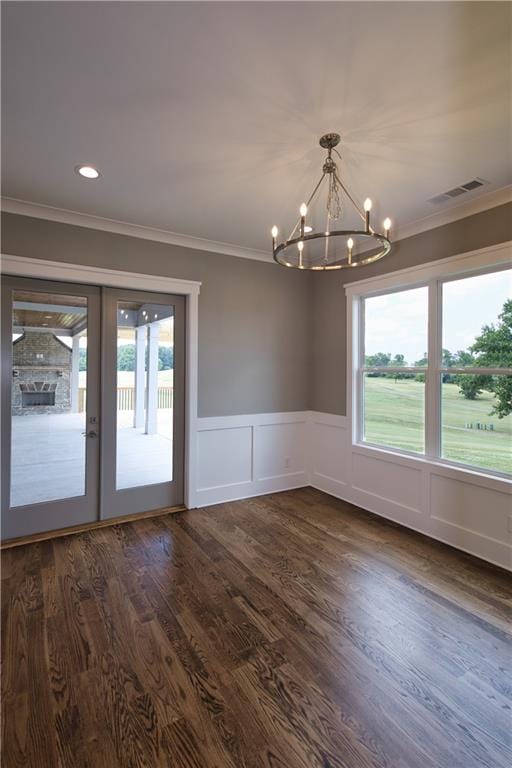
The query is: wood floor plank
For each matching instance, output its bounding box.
[2,488,511,768]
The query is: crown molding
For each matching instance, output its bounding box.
[2,185,511,265]
[0,197,273,264]
[394,185,512,242]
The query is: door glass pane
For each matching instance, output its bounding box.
[363,373,425,454]
[11,290,88,506]
[116,301,174,489]
[441,375,512,474]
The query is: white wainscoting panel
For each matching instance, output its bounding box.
[309,413,349,498]
[193,410,511,570]
[197,426,253,491]
[195,412,309,507]
[352,451,423,514]
[309,411,512,570]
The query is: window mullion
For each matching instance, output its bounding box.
[356,296,365,444]
[425,279,441,459]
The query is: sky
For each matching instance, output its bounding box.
[365,269,511,365]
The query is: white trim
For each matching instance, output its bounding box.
[2,186,511,265]
[344,240,512,296]
[394,184,512,242]
[346,241,512,494]
[0,253,200,510]
[0,254,201,296]
[197,411,309,431]
[1,197,272,264]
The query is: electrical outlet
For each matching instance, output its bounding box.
[284,457,291,470]
[508,515,512,535]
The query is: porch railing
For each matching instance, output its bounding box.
[77,386,173,412]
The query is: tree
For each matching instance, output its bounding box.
[365,352,391,377]
[158,346,173,370]
[456,374,492,401]
[117,345,136,371]
[471,299,512,368]
[116,344,174,372]
[441,349,457,382]
[414,353,427,382]
[456,299,512,417]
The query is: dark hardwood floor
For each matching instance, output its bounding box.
[2,487,511,768]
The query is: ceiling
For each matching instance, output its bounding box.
[2,2,511,258]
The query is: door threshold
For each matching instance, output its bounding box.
[0,504,187,549]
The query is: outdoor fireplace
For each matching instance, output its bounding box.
[20,381,57,407]
[12,332,71,415]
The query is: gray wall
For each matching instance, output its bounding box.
[1,212,311,417]
[310,202,512,415]
[3,203,511,418]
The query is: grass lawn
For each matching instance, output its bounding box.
[364,377,511,474]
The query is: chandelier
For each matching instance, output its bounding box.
[271,133,392,270]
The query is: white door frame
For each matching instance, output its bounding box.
[0,254,201,509]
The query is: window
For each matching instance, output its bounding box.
[440,270,511,475]
[362,287,428,454]
[354,263,512,477]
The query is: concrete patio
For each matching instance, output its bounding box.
[11,410,173,507]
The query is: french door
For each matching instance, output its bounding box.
[1,276,185,540]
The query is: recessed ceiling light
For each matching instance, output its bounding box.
[75,164,100,179]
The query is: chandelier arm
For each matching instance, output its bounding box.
[287,172,327,241]
[334,172,366,224]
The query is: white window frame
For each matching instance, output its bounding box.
[346,240,512,481]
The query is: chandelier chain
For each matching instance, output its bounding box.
[327,169,342,220]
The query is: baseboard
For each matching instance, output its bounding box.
[1,504,186,549]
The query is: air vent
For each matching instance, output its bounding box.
[461,179,485,191]
[445,187,466,197]
[428,178,489,205]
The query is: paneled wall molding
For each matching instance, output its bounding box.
[195,411,309,507]
[194,409,511,570]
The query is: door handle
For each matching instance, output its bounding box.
[82,430,98,438]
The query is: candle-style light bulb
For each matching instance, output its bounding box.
[364,198,372,232]
[347,237,354,265]
[383,218,391,237]
[299,203,307,237]
[298,239,304,268]
[271,225,278,251]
